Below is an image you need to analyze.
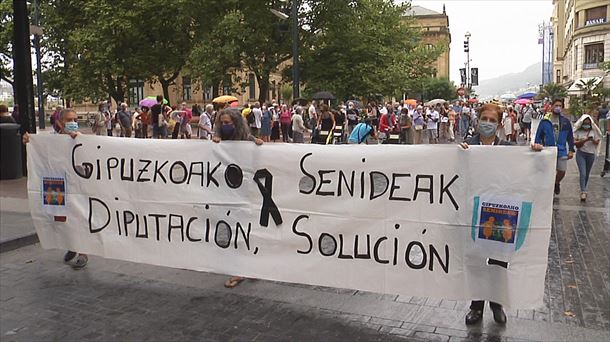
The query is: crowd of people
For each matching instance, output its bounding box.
[5,93,609,327]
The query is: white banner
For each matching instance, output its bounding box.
[27,135,556,308]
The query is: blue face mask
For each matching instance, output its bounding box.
[64,121,79,133]
[221,123,235,138]
[553,107,562,115]
[478,121,497,137]
[581,124,591,130]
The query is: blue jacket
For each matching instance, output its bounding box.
[535,114,574,158]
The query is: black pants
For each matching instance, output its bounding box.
[470,300,502,311]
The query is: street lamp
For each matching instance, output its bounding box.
[464,31,471,96]
[270,0,300,100]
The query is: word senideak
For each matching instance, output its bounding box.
[71,143,283,228]
[299,153,460,210]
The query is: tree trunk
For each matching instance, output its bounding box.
[160,79,170,106]
[257,73,270,104]
[212,81,220,99]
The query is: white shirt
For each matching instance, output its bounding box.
[427,110,439,130]
[574,129,601,154]
[198,113,212,139]
[308,105,317,120]
[380,106,388,115]
[252,108,263,129]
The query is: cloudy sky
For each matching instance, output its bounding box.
[409,0,553,83]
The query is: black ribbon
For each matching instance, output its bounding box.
[253,169,282,227]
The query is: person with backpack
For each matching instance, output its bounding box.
[348,118,377,144]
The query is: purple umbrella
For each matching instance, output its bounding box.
[139,96,168,108]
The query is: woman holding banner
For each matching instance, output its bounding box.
[459,103,510,325]
[212,108,262,288]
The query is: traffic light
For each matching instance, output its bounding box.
[464,40,469,53]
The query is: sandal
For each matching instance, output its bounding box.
[224,276,244,288]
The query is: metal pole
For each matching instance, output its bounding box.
[541,22,545,85]
[466,36,470,98]
[34,0,45,129]
[291,0,300,100]
[13,0,36,134]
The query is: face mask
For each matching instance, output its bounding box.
[581,124,591,130]
[478,121,497,137]
[221,124,235,138]
[64,121,79,133]
[553,107,562,115]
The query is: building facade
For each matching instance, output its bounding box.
[406,5,451,79]
[552,0,609,93]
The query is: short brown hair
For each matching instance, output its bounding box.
[0,104,8,113]
[478,104,503,122]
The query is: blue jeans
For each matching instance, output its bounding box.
[576,150,595,192]
[460,118,469,136]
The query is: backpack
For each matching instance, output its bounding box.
[247,111,255,124]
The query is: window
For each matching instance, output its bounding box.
[223,75,232,95]
[574,45,578,71]
[248,74,256,100]
[556,70,561,84]
[585,6,607,26]
[204,86,213,101]
[128,79,144,106]
[584,43,604,69]
[182,76,191,101]
[575,11,579,28]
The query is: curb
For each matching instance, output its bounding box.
[0,233,39,253]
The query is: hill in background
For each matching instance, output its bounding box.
[475,62,542,99]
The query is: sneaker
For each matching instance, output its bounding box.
[465,309,483,325]
[70,254,88,270]
[580,192,587,202]
[554,183,560,195]
[491,306,507,324]
[63,251,77,264]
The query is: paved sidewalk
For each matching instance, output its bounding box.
[0,141,608,341]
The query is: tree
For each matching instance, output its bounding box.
[0,1,14,89]
[409,77,456,102]
[538,83,567,100]
[299,0,443,101]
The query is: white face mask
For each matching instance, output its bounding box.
[64,121,79,133]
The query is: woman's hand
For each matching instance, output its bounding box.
[254,138,263,145]
[22,132,30,144]
[531,143,543,152]
[212,136,221,143]
[459,142,469,150]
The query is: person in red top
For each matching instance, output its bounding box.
[379,109,396,139]
[136,106,150,138]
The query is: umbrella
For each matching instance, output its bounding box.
[517,92,537,99]
[311,91,336,100]
[514,98,532,105]
[500,93,516,101]
[424,99,447,106]
[292,97,309,106]
[212,95,239,104]
[404,99,418,107]
[139,96,168,108]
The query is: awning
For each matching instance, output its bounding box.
[568,76,604,94]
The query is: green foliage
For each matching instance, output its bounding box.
[538,83,567,100]
[0,1,13,86]
[406,77,456,101]
[280,84,292,102]
[300,0,443,101]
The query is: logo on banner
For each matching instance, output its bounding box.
[42,177,66,206]
[471,197,532,251]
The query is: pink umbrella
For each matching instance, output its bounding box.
[514,98,532,105]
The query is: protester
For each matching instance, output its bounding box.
[250,102,263,138]
[260,104,272,142]
[413,105,425,144]
[317,104,335,144]
[447,105,456,142]
[0,104,16,123]
[198,104,213,139]
[521,104,533,141]
[277,104,291,142]
[348,118,377,144]
[459,103,509,326]
[426,105,439,144]
[398,107,414,144]
[22,108,88,270]
[598,103,608,136]
[291,106,308,143]
[333,109,346,142]
[532,98,575,195]
[136,106,150,138]
[116,103,132,137]
[379,105,396,141]
[270,103,281,142]
[150,96,165,139]
[502,106,514,142]
[573,114,601,201]
[212,108,262,288]
[346,101,359,134]
[179,102,193,139]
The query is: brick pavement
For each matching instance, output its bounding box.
[0,137,608,341]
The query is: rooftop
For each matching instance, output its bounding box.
[406,5,442,17]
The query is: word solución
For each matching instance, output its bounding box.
[299,153,461,210]
[291,215,450,273]
[87,197,260,254]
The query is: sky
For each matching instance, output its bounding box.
[409,0,554,83]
